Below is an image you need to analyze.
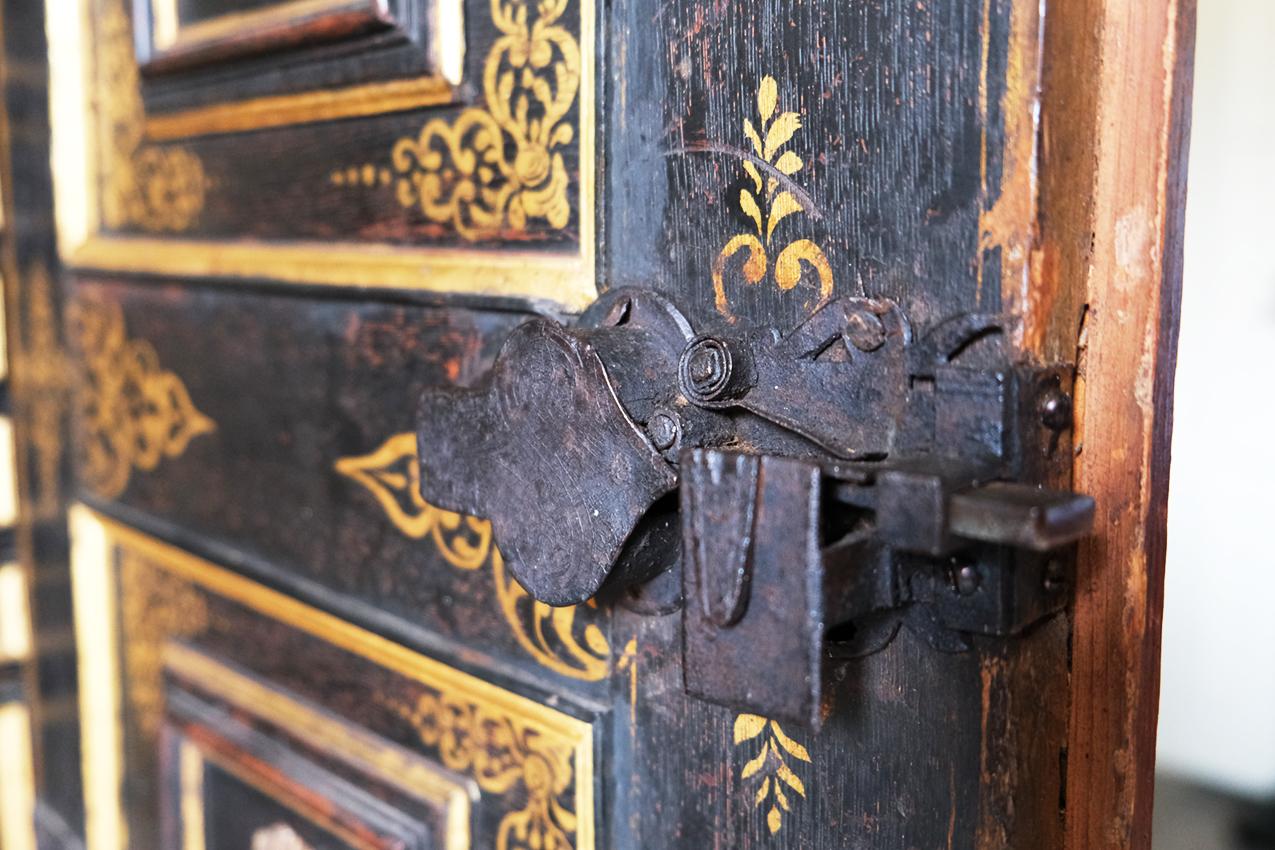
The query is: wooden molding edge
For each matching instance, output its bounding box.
[1037,1,1198,848]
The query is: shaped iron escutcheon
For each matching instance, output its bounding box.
[416,290,691,606]
[415,288,1094,726]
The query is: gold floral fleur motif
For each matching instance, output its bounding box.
[99,0,208,232]
[335,433,611,681]
[734,713,813,835]
[385,689,577,850]
[11,263,72,521]
[118,550,209,738]
[333,0,581,241]
[67,297,216,499]
[713,76,833,320]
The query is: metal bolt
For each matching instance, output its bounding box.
[679,336,753,404]
[648,410,679,451]
[1038,387,1073,431]
[846,309,887,352]
[954,564,980,596]
[689,347,723,386]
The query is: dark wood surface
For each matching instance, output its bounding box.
[608,0,1022,332]
[0,0,83,840]
[0,0,1193,848]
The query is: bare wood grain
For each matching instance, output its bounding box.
[1036,1,1197,848]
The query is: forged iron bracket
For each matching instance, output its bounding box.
[415,289,1094,727]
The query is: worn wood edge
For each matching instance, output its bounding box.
[1035,0,1198,847]
[973,2,1075,847]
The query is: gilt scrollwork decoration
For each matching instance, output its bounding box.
[118,551,209,738]
[385,688,578,850]
[713,75,833,319]
[100,0,208,232]
[333,433,493,570]
[11,263,71,521]
[332,0,581,240]
[68,298,216,499]
[335,433,610,681]
[733,713,813,835]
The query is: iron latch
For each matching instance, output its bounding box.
[416,289,1093,726]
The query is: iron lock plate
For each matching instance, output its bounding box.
[416,289,1093,726]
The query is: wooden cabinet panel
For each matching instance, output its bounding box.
[52,0,596,307]
[63,278,609,689]
[72,507,597,850]
[0,0,1191,842]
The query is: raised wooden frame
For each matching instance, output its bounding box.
[140,0,404,71]
[70,504,597,850]
[47,0,599,311]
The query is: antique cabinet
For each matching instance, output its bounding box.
[0,0,1194,848]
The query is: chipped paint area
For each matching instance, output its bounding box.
[1115,205,1156,285]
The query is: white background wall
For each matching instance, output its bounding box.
[1154,0,1275,794]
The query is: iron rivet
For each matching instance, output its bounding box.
[1038,388,1073,432]
[955,564,980,596]
[648,410,679,451]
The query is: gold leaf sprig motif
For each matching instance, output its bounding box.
[734,713,813,835]
[68,299,216,499]
[334,433,610,681]
[334,0,580,240]
[741,76,804,243]
[386,690,577,850]
[713,76,833,319]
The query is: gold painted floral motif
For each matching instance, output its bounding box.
[713,76,833,319]
[335,433,610,681]
[333,433,492,570]
[68,298,216,499]
[118,551,209,738]
[385,689,577,850]
[100,1,208,232]
[250,823,313,850]
[333,0,581,240]
[734,713,812,835]
[11,263,71,522]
